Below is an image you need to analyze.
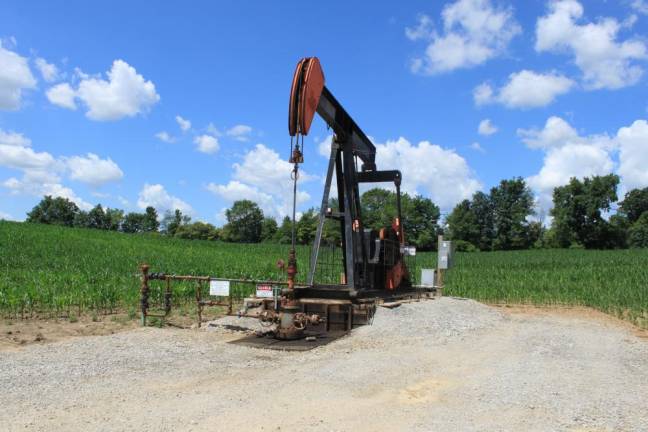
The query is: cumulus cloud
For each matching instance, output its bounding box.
[155,131,175,143]
[35,57,59,82]
[535,0,647,89]
[207,144,312,219]
[0,41,36,110]
[193,134,219,154]
[616,120,648,190]
[474,70,575,108]
[374,137,482,210]
[137,183,193,215]
[518,116,643,214]
[3,177,93,210]
[65,153,124,186]
[46,83,77,110]
[176,115,191,131]
[0,128,122,210]
[407,0,521,74]
[0,129,56,171]
[47,60,160,121]
[226,124,253,141]
[478,119,497,136]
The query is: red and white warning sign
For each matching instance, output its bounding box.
[256,284,274,298]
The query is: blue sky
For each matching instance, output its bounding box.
[1,0,648,224]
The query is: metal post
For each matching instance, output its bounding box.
[140,264,149,326]
[437,235,445,295]
[196,280,203,328]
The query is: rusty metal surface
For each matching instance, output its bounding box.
[288,57,324,137]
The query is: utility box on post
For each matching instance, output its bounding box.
[437,240,454,270]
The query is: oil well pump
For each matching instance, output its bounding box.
[246,57,436,340]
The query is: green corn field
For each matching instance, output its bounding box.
[1,221,647,327]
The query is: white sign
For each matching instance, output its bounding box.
[421,269,435,287]
[256,284,274,298]
[401,245,417,256]
[209,280,230,296]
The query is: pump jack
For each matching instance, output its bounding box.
[243,57,436,341]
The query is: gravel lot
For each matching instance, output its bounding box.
[1,297,647,432]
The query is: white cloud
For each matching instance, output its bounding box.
[3,177,93,211]
[46,83,77,110]
[137,183,192,215]
[207,144,313,219]
[193,134,219,154]
[0,41,36,110]
[65,153,124,186]
[155,131,175,143]
[517,116,581,149]
[35,58,59,82]
[0,129,121,209]
[407,0,521,74]
[475,70,575,108]
[520,116,620,213]
[616,120,648,190]
[478,119,497,135]
[50,60,160,120]
[405,14,434,41]
[226,124,252,141]
[176,115,191,131]
[318,135,333,157]
[0,129,31,147]
[632,0,648,15]
[0,128,57,171]
[535,0,647,89]
[375,137,482,210]
[470,142,486,153]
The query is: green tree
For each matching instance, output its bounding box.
[274,216,293,244]
[161,209,190,236]
[260,217,278,242]
[224,200,263,243]
[27,196,79,227]
[402,195,440,250]
[175,221,219,241]
[471,191,495,251]
[121,212,146,233]
[142,207,160,232]
[551,174,620,249]
[296,209,318,245]
[105,208,124,231]
[619,187,648,223]
[73,210,90,228]
[446,199,480,249]
[490,178,535,250]
[628,212,648,248]
[87,204,111,229]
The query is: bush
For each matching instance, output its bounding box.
[628,212,648,248]
[453,240,478,252]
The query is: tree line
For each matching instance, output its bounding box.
[21,174,648,250]
[447,174,648,250]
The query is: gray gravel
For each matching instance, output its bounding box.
[1,297,647,431]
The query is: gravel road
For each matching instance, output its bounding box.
[1,298,647,432]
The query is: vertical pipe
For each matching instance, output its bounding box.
[139,264,149,326]
[164,277,172,317]
[196,280,203,328]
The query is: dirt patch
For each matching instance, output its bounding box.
[0,314,138,351]
[491,303,648,339]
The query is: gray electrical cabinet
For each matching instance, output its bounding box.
[437,240,454,270]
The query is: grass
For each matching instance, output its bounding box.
[1,221,647,327]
